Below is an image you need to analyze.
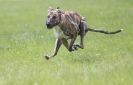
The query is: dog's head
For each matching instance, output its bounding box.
[46,7,62,29]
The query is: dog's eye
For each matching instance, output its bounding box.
[52,16,56,19]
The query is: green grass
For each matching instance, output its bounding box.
[0,0,133,85]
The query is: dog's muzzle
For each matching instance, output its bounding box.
[46,22,53,29]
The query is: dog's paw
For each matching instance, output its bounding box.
[72,45,78,51]
[45,55,50,60]
[73,44,84,49]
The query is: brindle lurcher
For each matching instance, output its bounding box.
[45,7,122,60]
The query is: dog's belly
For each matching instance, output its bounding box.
[53,26,69,39]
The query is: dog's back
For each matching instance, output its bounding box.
[64,11,82,25]
[59,11,83,37]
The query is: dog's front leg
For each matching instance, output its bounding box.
[61,37,77,52]
[45,39,62,60]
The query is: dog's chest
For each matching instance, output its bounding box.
[53,27,69,39]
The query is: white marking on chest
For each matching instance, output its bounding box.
[53,26,68,39]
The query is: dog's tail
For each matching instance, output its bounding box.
[86,28,123,34]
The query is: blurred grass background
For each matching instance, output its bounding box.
[0,0,133,85]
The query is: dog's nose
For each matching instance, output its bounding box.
[46,21,53,28]
[46,22,50,27]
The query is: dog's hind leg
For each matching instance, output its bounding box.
[74,20,88,49]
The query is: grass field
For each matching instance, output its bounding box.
[0,0,133,85]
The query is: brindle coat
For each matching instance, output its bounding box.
[45,7,122,60]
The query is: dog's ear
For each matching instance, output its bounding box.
[57,7,60,9]
[57,9,62,14]
[56,7,63,13]
[48,6,53,12]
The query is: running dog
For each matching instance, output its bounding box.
[45,7,122,60]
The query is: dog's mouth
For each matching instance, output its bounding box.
[46,23,59,29]
[46,23,54,29]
